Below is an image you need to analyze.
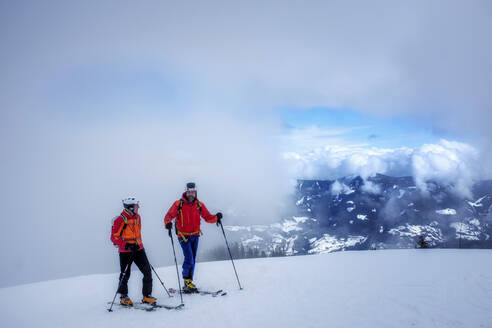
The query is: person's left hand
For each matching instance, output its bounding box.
[216,212,223,225]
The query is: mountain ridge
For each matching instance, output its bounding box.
[218,174,492,257]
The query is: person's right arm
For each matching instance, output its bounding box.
[164,201,180,227]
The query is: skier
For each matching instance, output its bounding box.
[164,182,223,293]
[110,197,156,306]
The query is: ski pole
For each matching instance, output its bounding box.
[218,220,243,290]
[150,264,171,298]
[108,251,135,312]
[168,226,184,306]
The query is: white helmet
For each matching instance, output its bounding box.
[122,197,139,210]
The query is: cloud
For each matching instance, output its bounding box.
[1,0,491,286]
[285,139,481,198]
[412,140,480,198]
[361,181,382,195]
[331,180,354,196]
[2,1,491,142]
[284,145,414,180]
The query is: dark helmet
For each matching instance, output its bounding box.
[186,182,196,191]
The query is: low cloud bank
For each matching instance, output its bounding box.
[0,109,289,287]
[285,139,482,198]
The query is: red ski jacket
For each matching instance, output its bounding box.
[110,209,144,253]
[164,193,218,240]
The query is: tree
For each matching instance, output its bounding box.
[416,235,428,249]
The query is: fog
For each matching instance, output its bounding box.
[1,107,291,287]
[1,0,492,287]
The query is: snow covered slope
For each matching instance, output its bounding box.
[1,249,491,328]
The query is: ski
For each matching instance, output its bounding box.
[107,301,184,312]
[135,302,184,310]
[168,288,227,297]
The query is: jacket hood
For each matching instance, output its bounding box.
[121,209,138,218]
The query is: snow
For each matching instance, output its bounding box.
[308,235,367,253]
[450,222,481,240]
[436,208,457,215]
[331,181,355,195]
[470,218,480,226]
[225,225,249,232]
[271,233,285,244]
[284,236,298,255]
[225,225,268,232]
[292,216,308,223]
[468,195,487,207]
[1,250,492,328]
[357,214,368,221]
[272,217,309,233]
[389,223,443,243]
[344,189,355,195]
[398,189,405,199]
[242,235,263,245]
[250,225,268,232]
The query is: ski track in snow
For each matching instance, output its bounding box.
[1,250,492,328]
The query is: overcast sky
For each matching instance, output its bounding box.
[1,0,491,287]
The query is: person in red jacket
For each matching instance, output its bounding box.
[164,182,223,292]
[111,197,155,306]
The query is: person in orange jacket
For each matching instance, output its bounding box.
[111,197,155,306]
[164,183,223,292]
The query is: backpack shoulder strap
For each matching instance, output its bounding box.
[196,200,203,214]
[119,214,128,237]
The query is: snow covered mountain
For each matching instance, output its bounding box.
[223,174,492,256]
[1,249,491,328]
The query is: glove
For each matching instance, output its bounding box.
[124,243,140,252]
[216,212,223,226]
[165,222,173,230]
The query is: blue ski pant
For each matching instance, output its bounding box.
[178,235,199,280]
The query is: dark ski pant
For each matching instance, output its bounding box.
[117,249,152,297]
[178,235,199,280]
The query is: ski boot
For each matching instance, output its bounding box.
[120,295,133,306]
[142,295,156,304]
[183,278,198,293]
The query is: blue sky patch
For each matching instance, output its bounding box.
[278,107,443,149]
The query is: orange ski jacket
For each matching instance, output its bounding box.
[111,209,144,253]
